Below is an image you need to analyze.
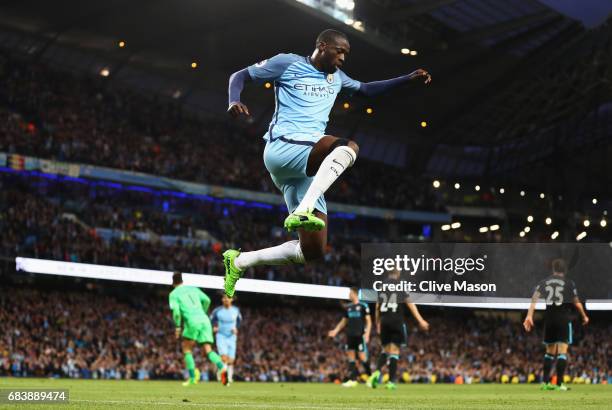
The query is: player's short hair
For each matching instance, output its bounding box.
[172,271,183,285]
[316,29,348,45]
[552,259,566,274]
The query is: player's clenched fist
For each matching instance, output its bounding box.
[228,102,250,117]
[523,316,534,332]
[409,68,432,84]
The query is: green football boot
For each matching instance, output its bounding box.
[540,382,556,391]
[223,249,244,297]
[182,378,196,387]
[283,209,325,232]
[341,380,358,388]
[385,381,397,390]
[367,370,381,389]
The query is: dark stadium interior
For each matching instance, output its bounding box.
[0,0,611,396]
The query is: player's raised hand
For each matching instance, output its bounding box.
[327,330,336,338]
[228,102,251,118]
[418,320,430,332]
[523,316,534,332]
[582,315,590,326]
[409,69,432,84]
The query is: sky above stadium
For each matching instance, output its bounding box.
[539,0,612,28]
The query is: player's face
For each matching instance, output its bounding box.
[349,289,358,302]
[321,38,350,73]
[222,295,232,307]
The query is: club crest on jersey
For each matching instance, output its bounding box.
[326,73,334,84]
[255,59,268,67]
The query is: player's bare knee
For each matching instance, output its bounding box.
[347,140,359,157]
[303,244,326,262]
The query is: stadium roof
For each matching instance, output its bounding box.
[0,0,610,194]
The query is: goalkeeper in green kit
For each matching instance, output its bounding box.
[169,271,228,386]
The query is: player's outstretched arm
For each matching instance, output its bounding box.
[234,309,242,335]
[357,69,431,97]
[573,296,590,325]
[228,68,252,117]
[211,307,219,333]
[374,303,381,335]
[169,295,182,339]
[364,313,372,343]
[407,302,429,331]
[328,318,347,338]
[523,290,539,332]
[198,289,211,312]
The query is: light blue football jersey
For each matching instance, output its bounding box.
[247,53,361,143]
[210,306,242,337]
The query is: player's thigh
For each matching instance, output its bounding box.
[216,334,228,354]
[298,211,328,261]
[345,350,356,360]
[181,338,196,352]
[182,324,199,345]
[357,351,367,362]
[216,334,236,359]
[227,338,237,360]
[384,343,400,355]
[556,343,569,354]
[545,344,558,355]
[196,319,214,345]
[264,139,312,181]
[307,135,360,176]
[544,321,570,348]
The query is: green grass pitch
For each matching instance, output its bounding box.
[0,379,610,409]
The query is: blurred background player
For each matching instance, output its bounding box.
[523,259,590,391]
[223,29,431,297]
[211,294,242,384]
[369,270,429,390]
[328,287,372,387]
[168,271,228,386]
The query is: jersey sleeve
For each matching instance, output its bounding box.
[169,293,181,327]
[247,53,299,83]
[362,303,371,316]
[338,70,361,96]
[198,289,211,312]
[235,308,242,328]
[569,280,579,299]
[210,307,220,326]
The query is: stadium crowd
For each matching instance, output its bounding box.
[1,287,610,384]
[0,52,441,211]
[0,174,361,286]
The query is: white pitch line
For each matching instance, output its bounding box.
[72,399,364,409]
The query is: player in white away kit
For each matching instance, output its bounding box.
[223,29,431,297]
